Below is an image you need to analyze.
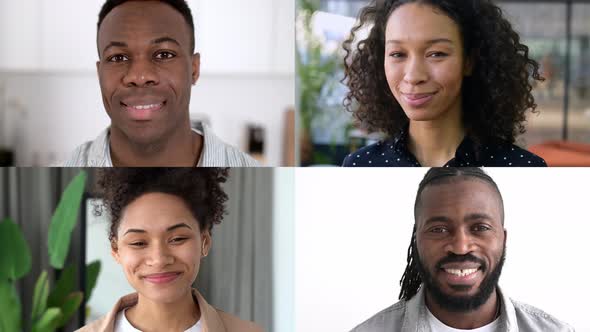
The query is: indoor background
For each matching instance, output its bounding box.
[0,167,295,332]
[0,0,295,166]
[297,0,590,166]
[294,168,590,331]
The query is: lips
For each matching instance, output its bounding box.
[143,271,181,284]
[120,100,166,121]
[401,92,436,107]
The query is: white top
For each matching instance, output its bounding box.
[113,308,202,332]
[426,307,500,332]
[60,122,258,167]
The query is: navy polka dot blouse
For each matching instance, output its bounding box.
[342,130,546,167]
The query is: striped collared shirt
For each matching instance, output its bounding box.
[60,123,259,167]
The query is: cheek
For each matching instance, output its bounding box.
[384,62,403,93]
[432,60,465,93]
[117,250,144,277]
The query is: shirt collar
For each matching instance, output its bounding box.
[403,285,519,332]
[91,123,218,167]
[391,128,479,167]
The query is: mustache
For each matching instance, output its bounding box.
[435,253,487,271]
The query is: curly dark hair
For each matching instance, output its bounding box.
[343,0,544,145]
[95,168,229,246]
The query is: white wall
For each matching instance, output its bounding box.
[273,168,295,332]
[295,168,590,332]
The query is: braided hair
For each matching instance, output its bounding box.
[398,167,503,300]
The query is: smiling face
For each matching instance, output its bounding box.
[112,192,210,304]
[384,3,471,123]
[97,1,199,146]
[415,178,505,312]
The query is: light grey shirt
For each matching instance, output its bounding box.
[351,286,574,332]
[60,123,258,167]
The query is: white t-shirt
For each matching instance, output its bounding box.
[426,307,500,332]
[113,308,202,332]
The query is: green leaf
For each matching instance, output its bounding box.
[31,270,50,322]
[47,264,76,308]
[86,260,101,301]
[31,307,62,332]
[56,292,83,328]
[0,217,32,281]
[0,279,22,332]
[48,171,87,269]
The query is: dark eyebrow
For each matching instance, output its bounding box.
[102,41,127,56]
[123,223,192,236]
[423,216,453,226]
[151,36,181,46]
[386,38,453,46]
[464,213,493,222]
[101,37,180,56]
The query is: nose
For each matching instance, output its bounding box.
[403,57,428,85]
[446,228,474,255]
[146,243,174,267]
[122,57,159,87]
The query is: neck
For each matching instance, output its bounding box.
[109,122,202,167]
[126,290,200,332]
[407,103,464,167]
[425,288,500,330]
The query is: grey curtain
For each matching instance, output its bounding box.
[0,167,92,332]
[195,168,274,332]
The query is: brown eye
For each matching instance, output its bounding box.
[170,237,187,244]
[108,54,129,62]
[155,51,176,60]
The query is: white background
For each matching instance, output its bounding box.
[295,168,590,332]
[0,0,294,166]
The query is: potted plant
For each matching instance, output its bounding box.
[0,171,101,332]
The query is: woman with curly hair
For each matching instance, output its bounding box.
[78,168,263,332]
[342,0,547,167]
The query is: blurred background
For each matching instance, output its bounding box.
[0,0,295,166]
[296,0,590,166]
[0,168,294,332]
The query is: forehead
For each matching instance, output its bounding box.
[416,178,502,226]
[98,1,191,49]
[119,192,198,233]
[385,3,461,44]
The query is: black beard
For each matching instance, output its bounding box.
[414,244,506,312]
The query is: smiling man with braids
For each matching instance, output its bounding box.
[351,168,572,332]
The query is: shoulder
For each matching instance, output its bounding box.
[350,301,406,332]
[217,310,265,332]
[511,299,574,331]
[479,142,547,167]
[60,128,110,167]
[343,140,405,167]
[74,315,108,332]
[61,141,93,167]
[200,126,259,167]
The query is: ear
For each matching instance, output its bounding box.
[191,53,201,85]
[96,60,101,74]
[201,230,212,257]
[111,242,121,264]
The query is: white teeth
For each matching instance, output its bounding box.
[445,268,478,277]
[131,103,161,110]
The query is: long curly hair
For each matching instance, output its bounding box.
[342,0,544,145]
[95,168,229,247]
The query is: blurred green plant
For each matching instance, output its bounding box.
[0,171,101,332]
[297,0,343,164]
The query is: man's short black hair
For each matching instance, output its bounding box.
[97,0,195,54]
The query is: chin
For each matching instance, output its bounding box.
[140,284,190,304]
